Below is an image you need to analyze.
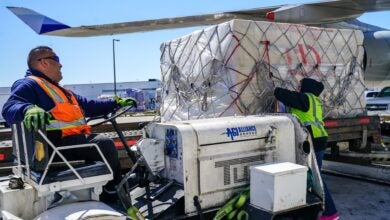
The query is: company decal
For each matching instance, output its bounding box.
[224,125,257,140]
[215,154,265,185]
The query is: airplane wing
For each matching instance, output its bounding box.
[7,0,390,37]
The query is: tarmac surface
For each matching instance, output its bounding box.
[324,173,390,220]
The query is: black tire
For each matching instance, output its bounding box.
[349,139,371,153]
[328,142,339,156]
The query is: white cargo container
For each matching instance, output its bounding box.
[160,19,365,122]
[250,162,308,212]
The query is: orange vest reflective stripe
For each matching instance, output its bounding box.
[28,76,91,137]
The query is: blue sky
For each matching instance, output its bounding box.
[1,0,390,87]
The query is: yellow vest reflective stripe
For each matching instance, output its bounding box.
[46,117,87,131]
[37,78,65,103]
[291,93,328,138]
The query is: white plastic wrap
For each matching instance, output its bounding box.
[160,19,366,121]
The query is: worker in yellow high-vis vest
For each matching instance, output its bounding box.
[274,78,339,220]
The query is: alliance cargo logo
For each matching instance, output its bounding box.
[225,125,257,140]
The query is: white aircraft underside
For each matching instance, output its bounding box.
[7,0,390,88]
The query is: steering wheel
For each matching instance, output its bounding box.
[87,105,134,127]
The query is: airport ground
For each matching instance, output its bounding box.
[325,173,390,220]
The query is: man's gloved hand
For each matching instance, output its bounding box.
[115,96,137,108]
[23,105,50,132]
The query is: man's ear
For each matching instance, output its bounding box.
[38,59,49,70]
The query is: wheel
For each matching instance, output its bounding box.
[328,142,339,156]
[349,139,371,153]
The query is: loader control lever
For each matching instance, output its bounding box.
[87,105,133,127]
[87,105,138,163]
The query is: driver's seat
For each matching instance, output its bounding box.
[11,122,113,199]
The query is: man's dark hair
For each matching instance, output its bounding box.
[27,46,54,69]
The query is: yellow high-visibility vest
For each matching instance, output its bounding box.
[291,93,327,138]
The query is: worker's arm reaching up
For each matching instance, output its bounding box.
[274,87,309,112]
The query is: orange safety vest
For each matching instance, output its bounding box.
[28,76,91,137]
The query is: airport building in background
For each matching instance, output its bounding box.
[0,79,162,123]
[63,79,161,100]
[0,79,161,100]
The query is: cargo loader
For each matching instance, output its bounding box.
[0,112,324,219]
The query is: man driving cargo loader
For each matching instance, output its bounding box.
[1,46,137,202]
[274,78,339,220]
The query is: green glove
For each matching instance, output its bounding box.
[127,206,144,220]
[115,96,137,108]
[23,105,50,132]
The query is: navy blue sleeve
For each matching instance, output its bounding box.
[73,93,119,117]
[274,87,309,112]
[1,78,55,124]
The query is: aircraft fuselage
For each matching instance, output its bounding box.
[363,30,390,88]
